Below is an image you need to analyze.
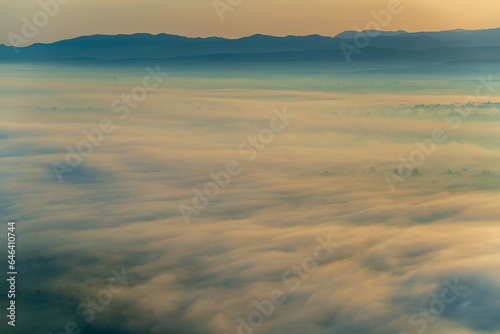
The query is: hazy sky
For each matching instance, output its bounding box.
[1,0,500,45]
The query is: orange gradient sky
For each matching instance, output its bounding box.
[1,0,500,45]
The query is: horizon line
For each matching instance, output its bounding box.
[3,26,500,48]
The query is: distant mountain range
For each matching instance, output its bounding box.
[2,28,500,73]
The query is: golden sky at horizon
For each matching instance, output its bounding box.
[1,0,500,45]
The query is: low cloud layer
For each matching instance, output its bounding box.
[1,65,500,334]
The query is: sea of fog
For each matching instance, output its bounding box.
[1,64,500,334]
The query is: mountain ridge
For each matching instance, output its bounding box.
[2,28,500,70]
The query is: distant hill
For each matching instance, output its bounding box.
[0,33,343,59]
[1,28,500,74]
